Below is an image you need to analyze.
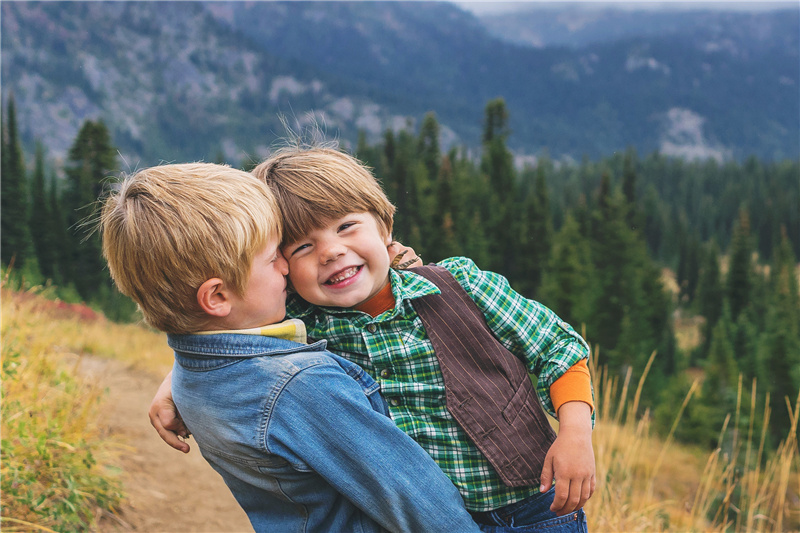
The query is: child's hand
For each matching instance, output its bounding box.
[540,401,595,516]
[148,370,192,453]
[388,241,422,269]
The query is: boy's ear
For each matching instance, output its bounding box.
[197,278,232,318]
[383,232,393,246]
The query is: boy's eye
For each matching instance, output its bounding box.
[338,222,357,232]
[288,243,311,257]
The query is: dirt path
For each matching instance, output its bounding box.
[80,356,253,533]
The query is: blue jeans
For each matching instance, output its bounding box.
[471,488,588,532]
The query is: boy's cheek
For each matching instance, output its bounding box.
[285,270,314,299]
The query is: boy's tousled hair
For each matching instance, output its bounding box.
[101,163,281,334]
[251,147,395,245]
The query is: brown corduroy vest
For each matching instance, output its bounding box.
[410,265,557,487]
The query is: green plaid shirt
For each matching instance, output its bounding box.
[287,256,591,511]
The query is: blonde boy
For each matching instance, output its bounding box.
[102,163,481,533]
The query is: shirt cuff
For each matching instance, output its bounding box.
[549,359,594,414]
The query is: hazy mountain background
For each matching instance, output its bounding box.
[2,1,798,167]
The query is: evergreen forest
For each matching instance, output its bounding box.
[3,94,799,452]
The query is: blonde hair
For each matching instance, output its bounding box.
[251,147,395,245]
[101,163,281,334]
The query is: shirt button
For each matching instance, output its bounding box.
[366,324,377,333]
[389,398,400,407]
[380,368,391,378]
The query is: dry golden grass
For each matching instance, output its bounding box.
[3,285,798,531]
[1,285,174,532]
[3,287,174,375]
[586,350,800,532]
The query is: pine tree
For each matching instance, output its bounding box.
[380,129,398,203]
[480,98,517,276]
[29,142,56,279]
[702,312,739,441]
[48,173,70,285]
[1,93,32,267]
[480,98,514,193]
[587,174,632,361]
[727,208,754,320]
[760,228,800,440]
[539,212,592,328]
[417,112,440,184]
[695,242,724,358]
[63,119,118,300]
[641,184,668,260]
[517,161,552,297]
[677,230,701,304]
[429,153,459,261]
[389,128,428,252]
[621,147,641,231]
[733,309,762,384]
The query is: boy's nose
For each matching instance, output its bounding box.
[319,242,346,264]
[277,252,290,274]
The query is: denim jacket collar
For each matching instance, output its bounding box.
[168,332,327,365]
[165,332,385,391]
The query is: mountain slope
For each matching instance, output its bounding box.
[2,2,410,165]
[2,1,797,165]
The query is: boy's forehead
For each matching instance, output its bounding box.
[281,215,338,245]
[261,236,283,254]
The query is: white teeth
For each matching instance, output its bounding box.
[327,266,359,284]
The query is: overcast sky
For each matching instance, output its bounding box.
[452,1,797,14]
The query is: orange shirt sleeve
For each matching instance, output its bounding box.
[549,359,594,415]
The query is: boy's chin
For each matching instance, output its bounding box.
[301,294,364,309]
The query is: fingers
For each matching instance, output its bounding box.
[550,478,594,516]
[147,370,190,452]
[539,455,554,494]
[157,421,191,453]
[387,241,403,256]
[388,242,422,269]
[390,249,408,268]
[150,410,191,453]
[550,478,569,515]
[583,475,595,508]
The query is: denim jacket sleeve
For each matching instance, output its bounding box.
[268,361,481,533]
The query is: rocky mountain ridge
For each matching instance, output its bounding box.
[2,1,797,167]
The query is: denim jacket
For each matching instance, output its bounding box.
[168,332,481,533]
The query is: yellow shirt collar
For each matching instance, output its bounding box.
[197,318,307,344]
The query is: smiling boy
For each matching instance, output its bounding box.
[284,211,393,308]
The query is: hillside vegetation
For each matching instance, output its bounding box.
[0,282,172,531]
[3,95,799,452]
[2,283,798,531]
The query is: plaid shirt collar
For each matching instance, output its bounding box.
[287,268,441,321]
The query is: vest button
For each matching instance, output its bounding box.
[380,368,390,378]
[366,324,377,333]
[389,398,400,406]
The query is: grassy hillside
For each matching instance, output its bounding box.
[1,283,171,532]
[2,283,798,531]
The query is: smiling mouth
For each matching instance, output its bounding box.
[325,266,362,285]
